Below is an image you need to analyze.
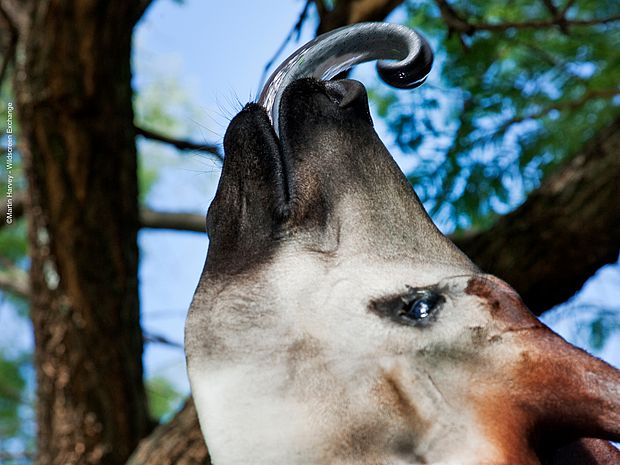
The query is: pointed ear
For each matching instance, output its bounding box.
[206,104,286,274]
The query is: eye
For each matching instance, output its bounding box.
[403,292,439,321]
[371,287,444,326]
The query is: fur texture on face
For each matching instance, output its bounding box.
[185,78,620,465]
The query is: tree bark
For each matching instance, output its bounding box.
[126,400,211,465]
[454,117,620,315]
[12,1,153,464]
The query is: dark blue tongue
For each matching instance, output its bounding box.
[257,22,434,135]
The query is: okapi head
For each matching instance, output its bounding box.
[185,23,620,465]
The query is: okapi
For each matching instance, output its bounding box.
[185,23,620,465]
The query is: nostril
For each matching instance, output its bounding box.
[324,79,367,107]
[324,79,372,123]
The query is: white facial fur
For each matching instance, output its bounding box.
[186,238,524,465]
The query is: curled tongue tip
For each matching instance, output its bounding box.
[257,22,434,131]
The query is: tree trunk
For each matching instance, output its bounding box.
[316,0,405,34]
[12,1,153,464]
[454,117,620,315]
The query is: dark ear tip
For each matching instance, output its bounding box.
[376,36,434,89]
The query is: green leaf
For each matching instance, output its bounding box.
[0,351,28,438]
[146,376,182,422]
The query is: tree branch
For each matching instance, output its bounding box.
[0,2,18,86]
[0,0,28,32]
[0,264,29,299]
[479,14,620,30]
[316,0,406,34]
[0,451,36,462]
[133,0,155,25]
[434,0,473,35]
[434,0,620,34]
[143,331,183,349]
[139,208,205,233]
[2,193,207,234]
[314,0,328,23]
[541,0,560,18]
[135,126,223,162]
[258,0,313,92]
[540,0,569,33]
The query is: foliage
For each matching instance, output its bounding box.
[0,219,27,264]
[146,376,183,422]
[0,349,34,463]
[0,351,26,437]
[132,54,205,139]
[583,307,620,351]
[370,0,620,230]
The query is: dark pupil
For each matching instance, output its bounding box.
[407,299,432,320]
[401,289,441,321]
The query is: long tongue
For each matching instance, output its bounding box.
[257,22,433,135]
